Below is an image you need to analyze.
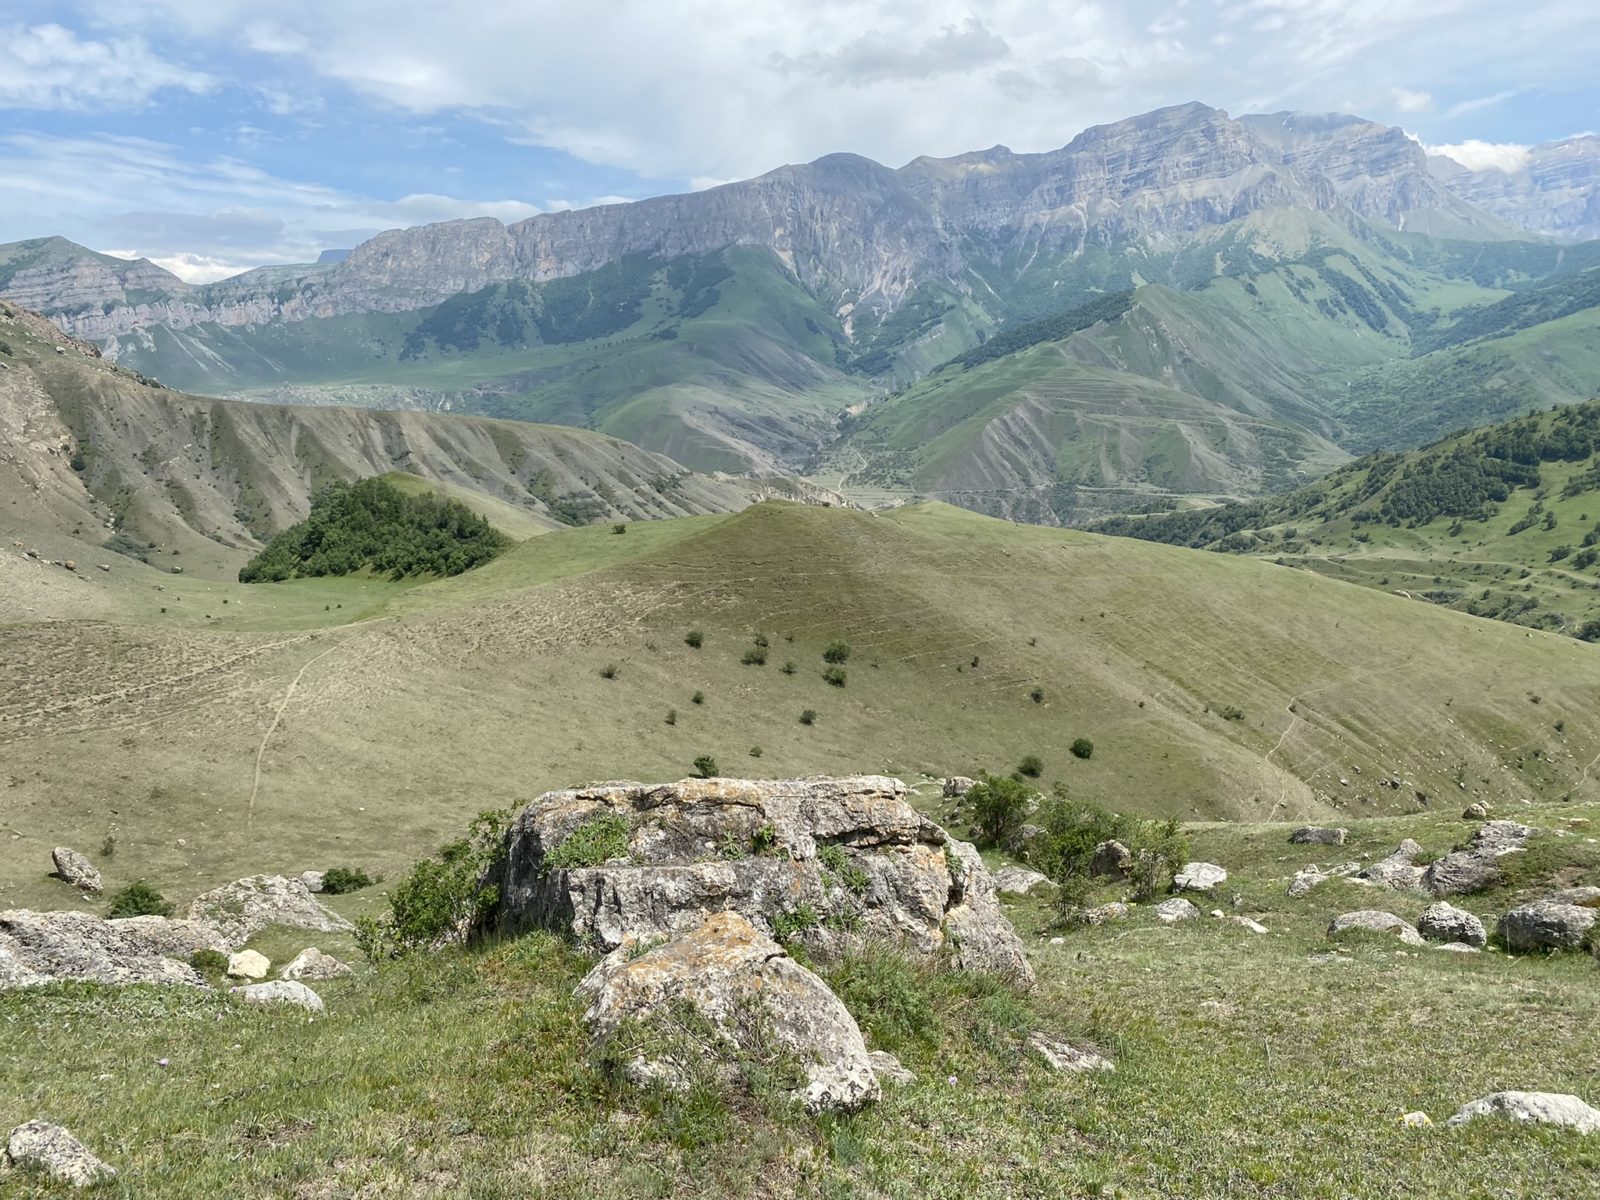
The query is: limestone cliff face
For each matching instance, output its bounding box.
[1430,135,1600,241]
[4,102,1523,344]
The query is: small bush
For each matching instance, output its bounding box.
[750,824,777,854]
[818,842,870,894]
[106,880,173,918]
[685,630,703,649]
[1070,738,1094,760]
[1029,787,1188,914]
[753,633,769,648]
[799,709,817,725]
[823,641,850,665]
[321,866,377,894]
[665,708,677,726]
[1218,705,1245,722]
[780,661,797,675]
[967,774,1038,849]
[741,646,767,666]
[99,834,116,859]
[545,813,633,872]
[748,746,762,758]
[1017,754,1044,778]
[693,755,719,778]
[356,810,508,958]
[822,666,847,688]
[599,663,619,679]
[1030,687,1045,704]
[770,903,820,941]
[611,523,627,535]
[190,948,228,975]
[692,690,705,705]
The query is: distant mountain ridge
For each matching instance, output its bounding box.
[1429,135,1600,242]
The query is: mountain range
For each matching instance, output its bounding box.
[3,101,1599,514]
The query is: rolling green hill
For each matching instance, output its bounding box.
[1095,398,1600,638]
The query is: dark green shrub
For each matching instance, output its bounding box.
[665,708,677,726]
[693,755,718,778]
[356,810,508,958]
[692,690,705,705]
[780,661,797,675]
[106,881,172,918]
[822,641,850,664]
[1030,687,1045,704]
[685,630,703,649]
[1070,738,1094,760]
[822,666,847,688]
[1218,705,1244,722]
[799,709,817,725]
[753,633,769,648]
[599,663,619,679]
[748,746,762,758]
[967,774,1038,849]
[1029,787,1188,912]
[770,903,820,941]
[545,813,633,872]
[611,524,627,535]
[321,866,377,894]
[190,948,228,974]
[741,646,767,666]
[1017,754,1044,778]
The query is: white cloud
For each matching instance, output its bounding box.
[1426,139,1533,172]
[0,23,213,110]
[103,249,251,284]
[1443,89,1519,118]
[1393,87,1433,113]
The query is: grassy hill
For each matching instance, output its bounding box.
[5,499,1599,915]
[1094,398,1600,638]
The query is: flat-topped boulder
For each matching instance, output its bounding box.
[483,775,1034,984]
[1417,902,1487,948]
[1289,827,1347,846]
[1327,910,1425,948]
[1447,1091,1600,1133]
[1172,862,1227,893]
[1357,839,1426,892]
[185,875,353,948]
[1422,821,1534,897]
[0,910,225,990]
[1498,893,1599,953]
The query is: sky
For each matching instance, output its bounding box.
[1,0,1596,282]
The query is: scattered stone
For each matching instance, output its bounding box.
[1400,1111,1433,1128]
[485,776,1034,984]
[1287,861,1361,898]
[575,911,878,1113]
[1432,942,1481,954]
[1446,1091,1600,1133]
[49,847,102,893]
[1462,801,1493,820]
[1289,827,1347,846]
[4,1120,115,1187]
[868,1050,916,1086]
[1498,897,1599,953]
[942,776,975,799]
[1356,840,1426,892]
[1416,902,1487,948]
[185,875,353,947]
[1027,1033,1113,1073]
[0,910,225,989]
[299,871,326,894]
[279,947,352,982]
[1423,821,1534,898]
[1230,917,1269,935]
[1078,902,1129,925]
[1172,862,1227,893]
[226,949,270,980]
[1155,897,1200,923]
[992,865,1050,894]
[229,980,325,1012]
[1327,910,1425,948]
[1090,840,1132,878]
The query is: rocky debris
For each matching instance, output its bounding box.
[1327,910,1425,948]
[1172,862,1227,893]
[4,1120,115,1188]
[486,776,1034,984]
[1356,840,1426,892]
[1229,916,1269,935]
[1416,902,1487,948]
[1462,801,1493,820]
[1288,861,1361,898]
[1078,903,1129,925]
[1090,840,1132,878]
[299,871,326,894]
[226,949,270,980]
[1289,827,1347,846]
[1498,893,1599,953]
[576,912,878,1114]
[942,776,975,799]
[185,875,353,947]
[1027,1033,1114,1073]
[868,1050,916,1086]
[229,980,325,1012]
[49,847,102,893]
[1431,942,1481,954]
[1446,1091,1600,1133]
[0,910,225,989]
[279,947,353,982]
[1155,897,1200,923]
[992,865,1050,895]
[1423,821,1534,898]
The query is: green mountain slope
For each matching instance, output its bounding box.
[1094,398,1600,637]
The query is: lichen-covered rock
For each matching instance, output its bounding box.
[1288,861,1361,898]
[1327,910,1425,948]
[868,1050,916,1086]
[576,912,878,1113]
[1027,1033,1113,1073]
[1446,1091,1600,1133]
[0,910,225,989]
[5,1120,115,1187]
[1422,821,1534,898]
[1462,801,1493,820]
[226,949,270,980]
[1417,902,1487,948]
[942,777,975,799]
[50,847,102,893]
[279,947,353,982]
[1498,897,1599,953]
[1155,897,1200,923]
[300,871,327,894]
[185,875,353,948]
[1173,862,1227,893]
[1078,902,1130,925]
[229,980,325,1012]
[992,865,1050,895]
[486,776,1034,984]
[1090,840,1132,878]
[1356,840,1426,892]
[1289,827,1347,846]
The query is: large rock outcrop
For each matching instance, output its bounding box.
[185,875,353,948]
[485,776,1034,984]
[1498,889,1599,953]
[575,911,878,1114]
[0,910,225,989]
[1421,821,1533,897]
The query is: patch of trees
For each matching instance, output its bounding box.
[948,290,1134,373]
[239,477,510,583]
